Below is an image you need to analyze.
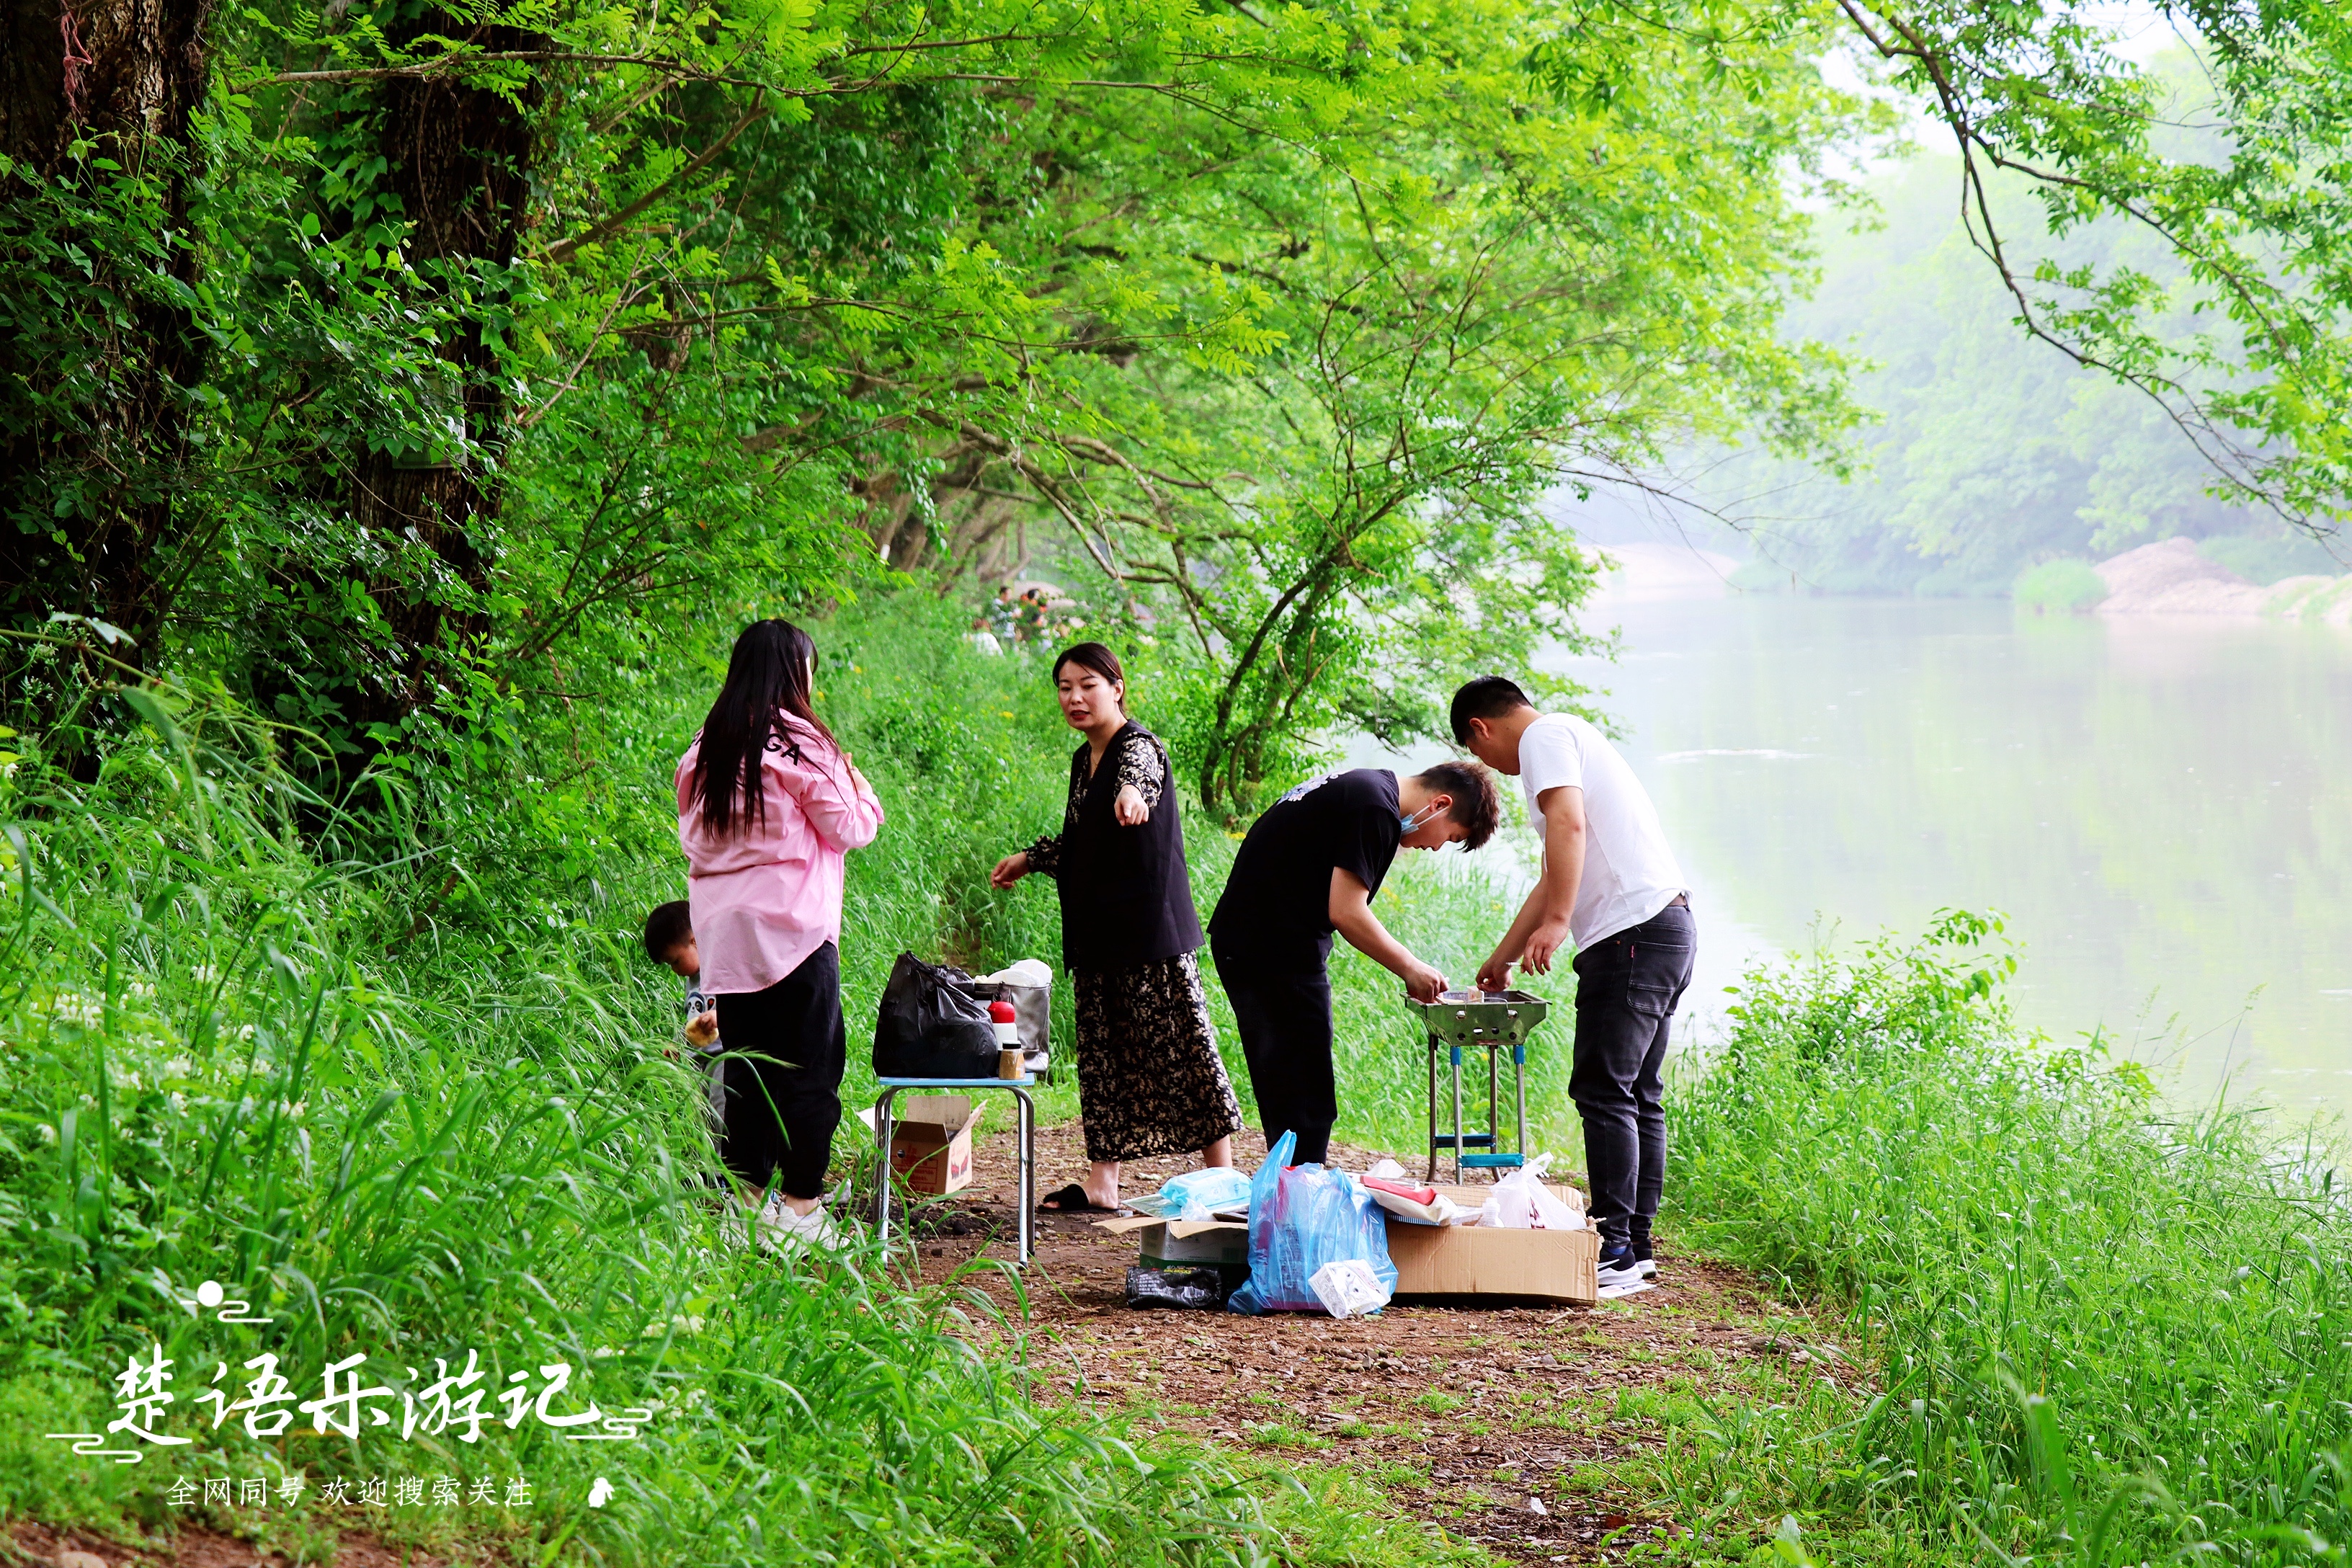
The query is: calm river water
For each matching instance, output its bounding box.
[1538,591,2352,1128]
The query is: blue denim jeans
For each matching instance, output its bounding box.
[1569,902,1696,1252]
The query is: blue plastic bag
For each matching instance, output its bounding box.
[1227,1131,1398,1315]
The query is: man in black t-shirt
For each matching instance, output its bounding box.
[1208,761,1500,1164]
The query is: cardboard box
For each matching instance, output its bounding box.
[1384,1183,1598,1306]
[1137,1220,1250,1271]
[887,1096,986,1195]
[1097,1216,1252,1296]
[1093,1215,1248,1260]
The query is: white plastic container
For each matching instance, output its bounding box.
[1307,1257,1393,1319]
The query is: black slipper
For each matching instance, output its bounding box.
[1037,1182,1126,1215]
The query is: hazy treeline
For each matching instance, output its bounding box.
[1710,141,2349,597]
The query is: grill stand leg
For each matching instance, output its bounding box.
[1451,1044,1464,1185]
[1425,1039,1440,1184]
[1487,1046,1500,1162]
[1513,1043,1528,1164]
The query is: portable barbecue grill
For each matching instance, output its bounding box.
[1408,989,1551,1183]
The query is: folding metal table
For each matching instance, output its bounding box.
[872,1074,1037,1266]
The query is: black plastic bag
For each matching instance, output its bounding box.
[873,952,999,1079]
[1125,1264,1226,1311]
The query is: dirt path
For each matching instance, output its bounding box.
[894,1121,1830,1564]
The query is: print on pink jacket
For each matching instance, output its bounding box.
[675,717,885,995]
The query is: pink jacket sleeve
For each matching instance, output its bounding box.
[775,726,885,853]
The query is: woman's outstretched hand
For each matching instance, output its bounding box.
[1113,784,1149,826]
[990,851,1031,888]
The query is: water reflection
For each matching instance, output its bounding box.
[1544,596,2352,1125]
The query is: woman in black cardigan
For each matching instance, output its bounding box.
[990,642,1243,1211]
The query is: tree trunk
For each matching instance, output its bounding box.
[339,23,536,729]
[0,0,213,664]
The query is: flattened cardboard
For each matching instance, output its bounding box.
[887,1095,986,1195]
[1385,1182,1598,1306]
[1092,1215,1246,1239]
[1092,1214,1159,1237]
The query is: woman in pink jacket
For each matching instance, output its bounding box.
[676,620,884,1252]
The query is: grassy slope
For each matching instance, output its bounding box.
[0,590,1492,1567]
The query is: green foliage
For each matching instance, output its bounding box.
[1652,913,2352,1566]
[919,0,1878,808]
[2011,559,2108,613]
[1721,144,2285,597]
[1841,4,2352,535]
[6,0,1889,809]
[0,649,1273,1564]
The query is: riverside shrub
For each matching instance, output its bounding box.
[1667,913,2352,1565]
[2013,559,2111,613]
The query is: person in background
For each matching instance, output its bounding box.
[1017,587,1054,645]
[677,619,884,1252]
[1207,760,1501,1166]
[990,642,1244,1213]
[1453,675,1693,1290]
[988,584,1021,643]
[643,900,726,1157]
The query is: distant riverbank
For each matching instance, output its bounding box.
[2090,535,2352,620]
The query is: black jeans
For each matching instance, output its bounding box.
[713,942,846,1201]
[1569,903,1696,1253]
[1214,951,1336,1165]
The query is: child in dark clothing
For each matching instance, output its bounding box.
[643,900,723,1139]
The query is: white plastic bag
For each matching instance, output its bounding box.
[975,958,1054,989]
[1475,1154,1586,1230]
[1307,1257,1393,1319]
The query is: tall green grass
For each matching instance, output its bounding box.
[1652,912,2352,1567]
[0,683,1286,1565]
[1,591,1524,1566]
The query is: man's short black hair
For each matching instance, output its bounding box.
[643,899,692,963]
[1412,760,1502,851]
[1449,676,1533,745]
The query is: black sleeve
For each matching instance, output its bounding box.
[1333,773,1402,899]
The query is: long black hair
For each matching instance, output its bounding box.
[689,620,839,838]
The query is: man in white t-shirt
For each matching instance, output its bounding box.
[1452,677,1695,1289]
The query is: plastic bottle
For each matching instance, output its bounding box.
[989,999,1023,1078]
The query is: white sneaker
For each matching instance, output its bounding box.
[1635,1255,1659,1280]
[750,1194,847,1255]
[1595,1247,1644,1290]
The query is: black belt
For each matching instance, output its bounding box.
[1667,893,1689,909]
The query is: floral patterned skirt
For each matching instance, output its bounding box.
[1072,952,1246,1163]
